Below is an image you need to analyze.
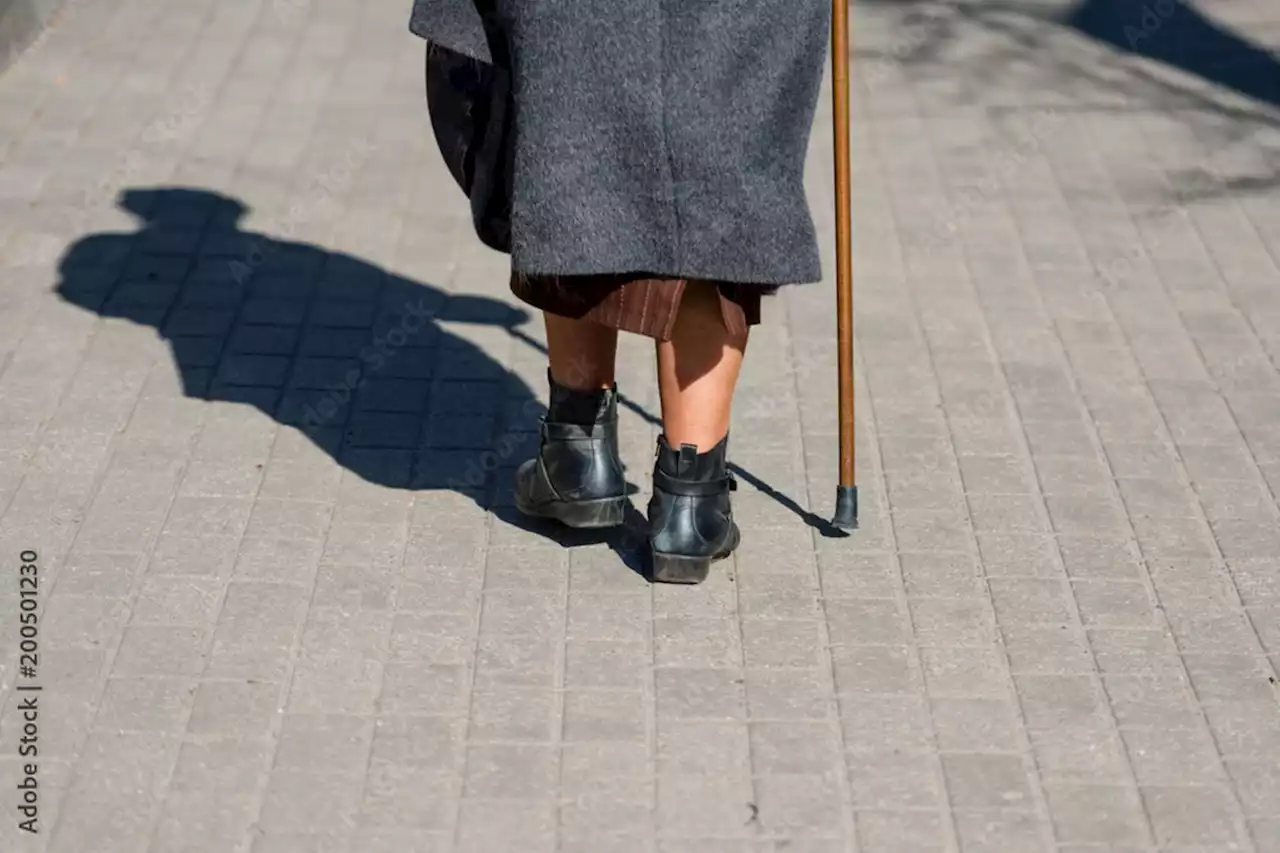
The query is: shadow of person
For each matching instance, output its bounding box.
[1063,0,1280,109]
[53,186,655,552]
[55,185,839,575]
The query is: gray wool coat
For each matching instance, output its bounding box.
[409,0,830,287]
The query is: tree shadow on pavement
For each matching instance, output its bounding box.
[53,187,841,581]
[1062,0,1280,111]
[851,0,1280,208]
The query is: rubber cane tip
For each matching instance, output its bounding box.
[831,485,859,531]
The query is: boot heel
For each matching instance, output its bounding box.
[651,552,712,584]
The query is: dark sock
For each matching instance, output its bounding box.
[546,371,611,425]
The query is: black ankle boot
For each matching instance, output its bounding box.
[514,371,627,528]
[647,434,741,584]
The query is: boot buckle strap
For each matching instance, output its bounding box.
[653,468,735,497]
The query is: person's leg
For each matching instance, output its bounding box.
[648,281,746,584]
[545,311,617,391]
[655,282,747,449]
[515,311,626,528]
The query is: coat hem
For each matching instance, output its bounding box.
[508,259,823,289]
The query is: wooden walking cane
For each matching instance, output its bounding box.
[830,0,858,530]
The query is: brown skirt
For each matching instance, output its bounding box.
[510,273,777,342]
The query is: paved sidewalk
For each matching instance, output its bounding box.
[0,0,1279,851]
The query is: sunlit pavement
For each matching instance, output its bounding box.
[1,1,1278,850]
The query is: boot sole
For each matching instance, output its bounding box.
[650,552,719,584]
[515,494,627,529]
[651,527,741,585]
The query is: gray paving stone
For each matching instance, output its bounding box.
[561,836,651,853]
[112,626,208,677]
[1044,490,1131,534]
[150,791,260,853]
[1072,580,1157,627]
[654,774,756,838]
[1033,453,1113,493]
[564,640,648,691]
[815,550,899,599]
[205,582,309,681]
[1226,759,1280,818]
[1029,726,1131,784]
[55,551,144,597]
[892,509,973,553]
[753,773,845,835]
[1123,726,1226,788]
[465,685,554,742]
[654,617,742,668]
[273,714,373,777]
[465,737,555,799]
[942,752,1037,811]
[1141,785,1246,849]
[474,633,557,690]
[3,1,1279,849]
[857,810,948,853]
[1042,783,1150,846]
[744,668,835,720]
[222,489,324,539]
[656,721,749,777]
[737,573,822,621]
[94,676,195,733]
[901,551,985,598]
[989,578,1075,625]
[1015,674,1109,730]
[559,789,653,841]
[831,644,920,696]
[975,533,1060,578]
[257,769,362,834]
[47,732,181,853]
[655,668,747,721]
[360,763,455,830]
[1103,673,1204,731]
[740,619,826,669]
[41,593,132,649]
[1183,653,1277,704]
[932,697,1024,753]
[847,751,943,811]
[1147,557,1243,610]
[657,841,772,853]
[130,575,224,627]
[1166,610,1263,655]
[186,679,280,737]
[232,536,324,585]
[373,715,464,767]
[910,598,998,648]
[920,644,1010,698]
[749,721,842,776]
[563,690,646,743]
[1085,628,1182,676]
[1001,623,1095,674]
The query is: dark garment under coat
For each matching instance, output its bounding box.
[409,0,830,288]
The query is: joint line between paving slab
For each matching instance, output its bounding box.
[1012,114,1259,850]
[783,276,863,851]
